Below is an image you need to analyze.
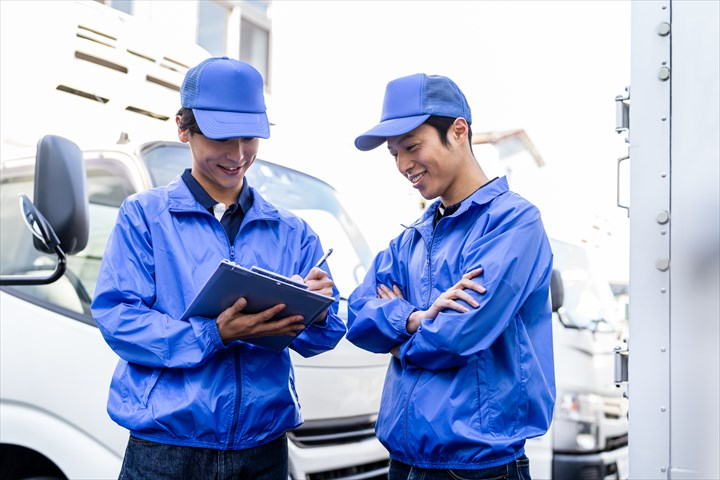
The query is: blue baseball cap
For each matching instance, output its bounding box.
[355,73,472,151]
[181,57,270,139]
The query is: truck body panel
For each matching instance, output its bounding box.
[625,1,720,477]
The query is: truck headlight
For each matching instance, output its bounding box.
[553,393,603,452]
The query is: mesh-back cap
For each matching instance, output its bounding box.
[355,73,471,151]
[181,57,270,139]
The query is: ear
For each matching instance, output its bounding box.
[176,115,188,143]
[451,118,470,145]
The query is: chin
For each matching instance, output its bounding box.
[419,190,437,201]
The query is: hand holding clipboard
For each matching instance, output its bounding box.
[181,257,336,352]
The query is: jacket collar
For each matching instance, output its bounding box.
[166,174,282,222]
[414,176,509,229]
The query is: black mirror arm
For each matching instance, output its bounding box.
[0,196,68,286]
[0,250,67,286]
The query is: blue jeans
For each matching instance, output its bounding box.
[389,455,531,480]
[118,434,288,480]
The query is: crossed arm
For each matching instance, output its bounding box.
[376,267,487,358]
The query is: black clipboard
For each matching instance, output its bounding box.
[180,260,335,351]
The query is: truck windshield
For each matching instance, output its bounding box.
[550,239,623,332]
[141,142,373,298]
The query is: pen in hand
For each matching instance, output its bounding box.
[313,248,334,269]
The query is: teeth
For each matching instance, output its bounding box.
[408,172,424,183]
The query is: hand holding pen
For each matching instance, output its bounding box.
[292,248,334,284]
[303,249,335,316]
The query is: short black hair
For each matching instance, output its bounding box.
[176,107,204,136]
[424,116,473,148]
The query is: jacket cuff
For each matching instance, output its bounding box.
[206,318,230,350]
[389,301,416,338]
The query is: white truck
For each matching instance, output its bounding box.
[0,136,391,480]
[615,0,720,478]
[530,239,629,480]
[473,134,630,479]
[0,2,390,478]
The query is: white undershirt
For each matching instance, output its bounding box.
[212,203,227,221]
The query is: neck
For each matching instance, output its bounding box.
[193,172,243,207]
[441,162,489,206]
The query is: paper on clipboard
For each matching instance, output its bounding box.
[180,260,335,351]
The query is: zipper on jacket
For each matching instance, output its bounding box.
[228,345,242,448]
[212,215,234,260]
[425,227,438,309]
[410,222,437,310]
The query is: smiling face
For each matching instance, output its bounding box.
[387,118,483,206]
[177,118,259,206]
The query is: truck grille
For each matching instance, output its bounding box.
[606,432,628,450]
[288,414,378,448]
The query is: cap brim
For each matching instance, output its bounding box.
[194,109,270,140]
[354,115,430,151]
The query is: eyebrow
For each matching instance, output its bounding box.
[396,132,416,143]
[388,132,417,151]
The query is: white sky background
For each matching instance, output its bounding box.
[266,0,631,282]
[0,0,632,282]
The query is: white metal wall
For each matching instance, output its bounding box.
[628,1,672,477]
[667,1,720,478]
[628,1,720,478]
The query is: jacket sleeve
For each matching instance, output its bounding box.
[346,237,416,353]
[289,229,347,357]
[397,209,553,372]
[92,199,226,369]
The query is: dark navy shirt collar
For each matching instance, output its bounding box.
[181,168,252,214]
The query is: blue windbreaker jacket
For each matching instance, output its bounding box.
[91,175,346,450]
[347,177,555,469]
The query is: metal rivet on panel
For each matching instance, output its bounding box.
[655,258,670,271]
[658,67,671,81]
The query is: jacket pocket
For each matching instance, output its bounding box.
[141,367,164,407]
[476,352,492,433]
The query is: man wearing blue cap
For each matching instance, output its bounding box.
[346,73,555,479]
[92,57,346,479]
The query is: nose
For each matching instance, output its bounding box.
[222,139,245,162]
[396,151,414,176]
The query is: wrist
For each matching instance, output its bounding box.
[406,311,422,334]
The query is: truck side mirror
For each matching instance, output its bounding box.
[550,269,564,312]
[0,135,89,286]
[32,134,89,255]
